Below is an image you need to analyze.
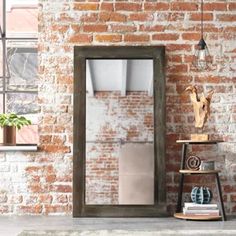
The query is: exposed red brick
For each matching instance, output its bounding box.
[39,194,53,204]
[95,34,122,42]
[171,2,198,11]
[115,3,142,11]
[190,13,213,21]
[40,145,71,153]
[57,76,73,85]
[203,3,227,11]
[46,175,57,183]
[101,2,114,11]
[99,12,127,22]
[124,34,150,42]
[168,12,185,21]
[153,33,179,41]
[182,32,201,41]
[2,0,236,217]
[45,205,71,214]
[228,3,236,10]
[129,13,154,22]
[168,75,193,83]
[139,24,165,32]
[110,24,136,33]
[18,205,42,214]
[224,186,236,193]
[144,3,169,11]
[58,13,74,22]
[184,55,195,63]
[25,166,41,173]
[83,24,108,32]
[167,44,192,52]
[195,76,232,83]
[168,64,188,73]
[55,194,68,203]
[217,14,236,22]
[51,185,72,193]
[39,135,52,144]
[167,55,183,63]
[224,27,236,32]
[73,3,99,11]
[80,13,98,23]
[51,25,69,33]
[68,34,92,43]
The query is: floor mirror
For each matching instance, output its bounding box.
[73,46,166,217]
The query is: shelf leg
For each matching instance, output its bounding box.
[176,144,187,213]
[215,173,227,221]
[176,174,185,212]
[180,144,187,170]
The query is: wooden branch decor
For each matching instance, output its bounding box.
[184,85,214,141]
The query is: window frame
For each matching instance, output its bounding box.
[0,0,38,113]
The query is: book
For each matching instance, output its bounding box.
[183,207,219,214]
[183,213,220,217]
[183,207,220,216]
[184,202,218,210]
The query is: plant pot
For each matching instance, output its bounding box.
[3,126,16,145]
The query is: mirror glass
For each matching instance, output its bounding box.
[86,59,154,205]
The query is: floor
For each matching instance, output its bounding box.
[1,216,236,236]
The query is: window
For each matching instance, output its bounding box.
[0,0,38,143]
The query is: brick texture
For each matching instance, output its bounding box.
[86,92,153,204]
[0,0,235,215]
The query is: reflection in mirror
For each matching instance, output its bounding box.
[86,59,154,205]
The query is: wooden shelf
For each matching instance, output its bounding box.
[179,170,220,174]
[174,213,222,221]
[176,140,224,144]
[0,144,38,152]
[175,140,227,221]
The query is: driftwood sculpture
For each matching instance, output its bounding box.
[185,85,214,128]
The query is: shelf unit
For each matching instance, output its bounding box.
[174,140,226,221]
[174,212,222,220]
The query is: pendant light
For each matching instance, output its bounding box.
[193,0,211,70]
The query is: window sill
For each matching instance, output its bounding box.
[0,144,38,152]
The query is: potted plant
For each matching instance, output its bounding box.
[0,113,31,145]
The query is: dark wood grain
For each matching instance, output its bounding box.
[73,46,166,217]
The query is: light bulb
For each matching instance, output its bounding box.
[193,41,211,70]
[199,49,206,61]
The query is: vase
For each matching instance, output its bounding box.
[3,126,16,145]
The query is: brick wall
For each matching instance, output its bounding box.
[86,91,153,204]
[0,0,235,215]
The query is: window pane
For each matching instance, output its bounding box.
[0,93,3,113]
[6,93,38,144]
[6,40,38,92]
[6,92,39,116]
[0,41,3,90]
[6,1,38,38]
[17,124,38,144]
[0,0,2,34]
[0,41,2,77]
[0,94,4,143]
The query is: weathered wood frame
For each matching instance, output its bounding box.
[73,46,166,217]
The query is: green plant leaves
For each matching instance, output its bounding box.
[0,113,32,130]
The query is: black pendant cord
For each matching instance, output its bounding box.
[201,0,204,39]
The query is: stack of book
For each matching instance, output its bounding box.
[183,202,220,217]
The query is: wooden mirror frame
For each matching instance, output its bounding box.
[73,46,166,217]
